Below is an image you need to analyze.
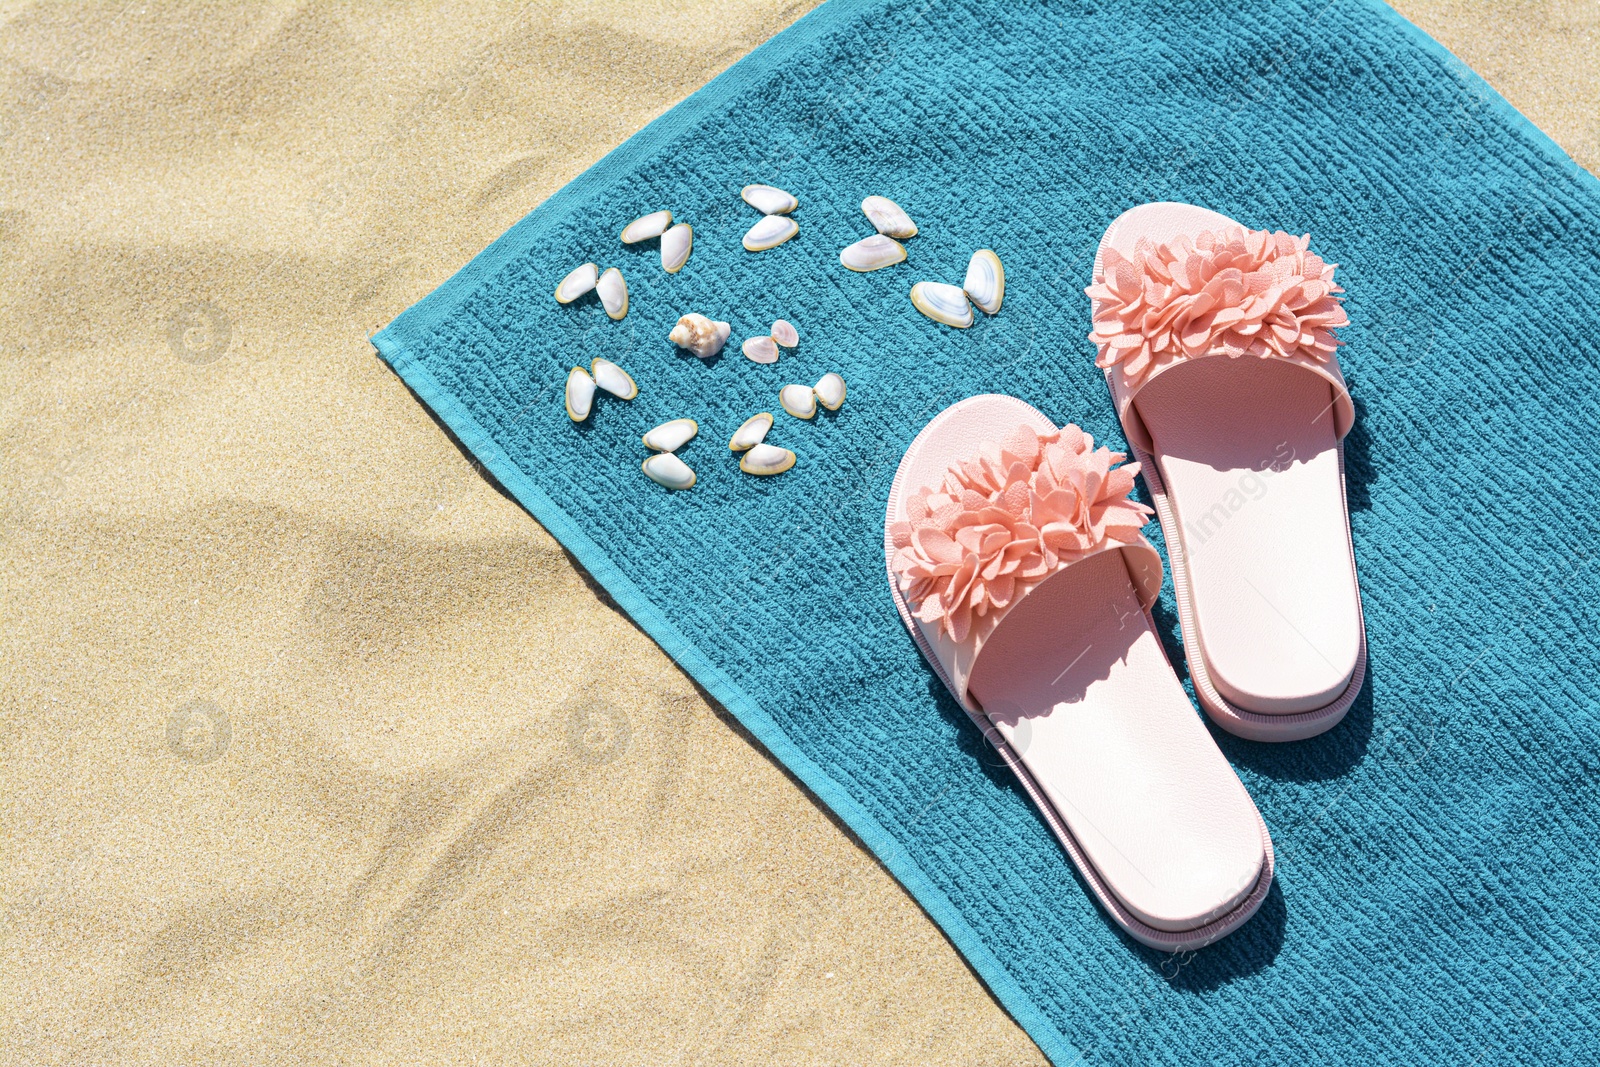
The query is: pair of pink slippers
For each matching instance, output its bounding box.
[884,203,1366,950]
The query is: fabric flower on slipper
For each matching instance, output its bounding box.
[1085,225,1349,386]
[889,423,1153,642]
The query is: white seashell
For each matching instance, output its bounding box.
[661,223,694,273]
[728,412,773,451]
[771,319,799,348]
[596,267,628,320]
[813,372,846,411]
[668,313,731,358]
[742,336,779,364]
[621,209,672,244]
[555,262,599,304]
[910,281,974,328]
[839,234,907,272]
[741,184,798,215]
[642,418,698,452]
[963,249,1005,315]
[739,443,796,476]
[590,357,638,399]
[780,383,817,420]
[743,214,799,252]
[643,452,696,490]
[565,366,596,421]
[861,196,918,239]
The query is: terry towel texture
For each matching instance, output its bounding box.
[374,0,1600,1062]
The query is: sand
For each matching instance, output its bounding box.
[1,2,1594,1063]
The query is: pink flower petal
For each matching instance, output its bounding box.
[912,526,961,565]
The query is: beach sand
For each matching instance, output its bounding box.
[2,2,1595,1063]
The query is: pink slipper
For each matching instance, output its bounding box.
[1087,203,1368,742]
[885,395,1273,950]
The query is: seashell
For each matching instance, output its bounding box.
[661,223,693,273]
[743,214,799,252]
[742,336,779,364]
[963,249,1005,315]
[861,196,918,239]
[565,366,596,421]
[621,209,672,244]
[596,267,628,320]
[739,443,796,476]
[669,313,731,358]
[590,357,638,399]
[728,412,773,451]
[813,372,846,411]
[642,418,698,452]
[910,281,974,328]
[839,234,906,272]
[555,262,599,304]
[643,452,696,490]
[770,319,799,348]
[741,184,798,215]
[780,383,817,420]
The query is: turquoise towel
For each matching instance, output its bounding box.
[373,1,1600,1061]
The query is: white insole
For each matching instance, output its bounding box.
[1135,356,1363,713]
[968,550,1264,932]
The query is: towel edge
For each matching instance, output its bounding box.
[371,331,1082,1066]
[376,0,880,358]
[1368,0,1599,198]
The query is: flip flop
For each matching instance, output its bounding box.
[885,394,1273,950]
[1087,203,1368,742]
